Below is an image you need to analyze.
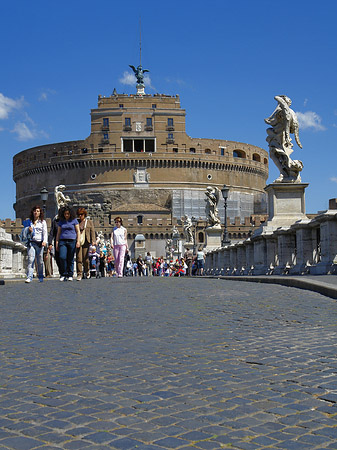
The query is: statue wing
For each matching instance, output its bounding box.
[214,187,220,205]
[143,69,150,73]
[291,112,303,149]
[129,65,136,74]
[275,96,292,144]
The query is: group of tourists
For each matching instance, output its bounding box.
[22,206,204,283]
[131,249,205,277]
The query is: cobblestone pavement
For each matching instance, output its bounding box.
[1,277,337,450]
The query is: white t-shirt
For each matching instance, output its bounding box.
[112,226,127,246]
[32,220,48,243]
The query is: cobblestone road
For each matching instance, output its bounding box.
[1,277,337,449]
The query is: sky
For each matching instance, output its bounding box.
[1,0,337,218]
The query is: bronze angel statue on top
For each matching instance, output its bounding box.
[265,95,303,183]
[129,64,149,85]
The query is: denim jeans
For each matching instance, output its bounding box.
[27,241,44,281]
[59,239,76,277]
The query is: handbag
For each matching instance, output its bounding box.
[79,219,87,246]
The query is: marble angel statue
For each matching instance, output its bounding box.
[265,95,303,183]
[182,215,194,244]
[205,186,221,228]
[54,185,71,211]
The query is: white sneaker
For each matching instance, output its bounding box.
[60,276,65,281]
[68,277,73,281]
[25,278,31,283]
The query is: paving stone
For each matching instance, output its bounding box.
[153,436,190,448]
[0,436,45,449]
[2,278,337,449]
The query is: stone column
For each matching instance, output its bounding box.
[289,220,313,274]
[310,212,337,274]
[229,245,237,275]
[273,227,296,275]
[244,238,254,275]
[236,242,246,275]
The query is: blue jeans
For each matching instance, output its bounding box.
[27,241,44,281]
[59,239,76,277]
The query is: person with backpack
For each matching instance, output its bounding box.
[24,205,48,283]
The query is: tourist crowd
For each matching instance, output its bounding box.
[21,206,205,282]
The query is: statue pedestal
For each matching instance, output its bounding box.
[205,226,222,251]
[265,182,309,228]
[136,84,145,96]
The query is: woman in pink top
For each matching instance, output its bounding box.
[110,216,128,278]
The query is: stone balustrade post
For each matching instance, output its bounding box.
[236,242,246,275]
[273,227,296,275]
[310,211,337,274]
[244,238,254,275]
[229,245,237,275]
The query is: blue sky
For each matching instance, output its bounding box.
[1,0,337,218]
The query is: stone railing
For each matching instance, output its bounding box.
[205,210,337,276]
[0,227,27,279]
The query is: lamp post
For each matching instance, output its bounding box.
[40,187,48,215]
[221,184,230,246]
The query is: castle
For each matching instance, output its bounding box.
[13,73,269,257]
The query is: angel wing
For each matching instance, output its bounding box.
[129,65,137,74]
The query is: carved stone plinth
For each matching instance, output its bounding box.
[205,226,222,251]
[265,182,308,228]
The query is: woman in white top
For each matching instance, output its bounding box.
[25,205,48,283]
[110,216,128,277]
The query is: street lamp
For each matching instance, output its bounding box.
[40,187,48,215]
[221,184,230,246]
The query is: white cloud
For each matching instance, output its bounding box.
[330,177,337,184]
[119,71,136,86]
[0,93,24,119]
[296,111,326,131]
[119,71,153,89]
[11,122,35,141]
[38,88,56,102]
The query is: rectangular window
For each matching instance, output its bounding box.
[168,118,174,127]
[119,104,124,108]
[122,138,156,153]
[134,139,144,152]
[146,118,152,126]
[125,118,131,126]
[103,118,109,128]
[168,133,174,140]
[173,148,178,153]
[145,140,155,152]
[123,139,133,152]
[220,148,225,156]
[103,133,109,140]
[152,104,157,109]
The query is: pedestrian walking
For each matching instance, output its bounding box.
[76,207,96,280]
[145,252,153,276]
[25,205,48,283]
[196,246,205,275]
[110,217,128,278]
[184,247,194,276]
[56,207,80,281]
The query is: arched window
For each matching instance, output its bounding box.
[264,158,268,165]
[233,149,246,158]
[198,232,204,243]
[137,215,143,225]
[252,153,261,162]
[205,148,211,154]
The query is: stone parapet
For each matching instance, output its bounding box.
[205,209,337,277]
